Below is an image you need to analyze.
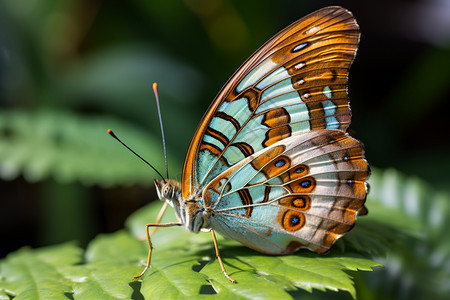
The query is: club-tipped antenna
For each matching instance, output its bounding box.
[107,129,166,182]
[153,83,169,179]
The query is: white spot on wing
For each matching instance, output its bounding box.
[304,26,320,35]
[294,62,305,70]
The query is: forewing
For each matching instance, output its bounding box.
[182,6,360,199]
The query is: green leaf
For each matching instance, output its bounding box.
[0,243,82,299]
[68,231,144,300]
[0,109,180,186]
[359,168,450,299]
[125,201,381,299]
[7,170,426,299]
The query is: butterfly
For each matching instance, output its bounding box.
[136,6,369,283]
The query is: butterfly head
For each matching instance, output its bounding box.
[154,179,209,232]
[154,179,180,202]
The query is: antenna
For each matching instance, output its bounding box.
[107,129,166,182]
[153,83,169,179]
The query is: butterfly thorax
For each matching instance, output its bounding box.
[154,179,211,233]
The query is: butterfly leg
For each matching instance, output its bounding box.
[134,221,182,279]
[136,202,169,241]
[201,228,237,283]
[150,201,170,237]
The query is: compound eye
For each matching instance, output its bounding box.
[162,185,170,196]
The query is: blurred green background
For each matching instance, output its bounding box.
[1,0,449,296]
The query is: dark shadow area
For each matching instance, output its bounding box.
[199,282,218,295]
[129,281,144,300]
[63,292,74,300]
[192,258,210,272]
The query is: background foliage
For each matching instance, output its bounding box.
[1,0,449,299]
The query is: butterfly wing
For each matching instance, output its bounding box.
[203,129,369,254]
[182,6,360,200]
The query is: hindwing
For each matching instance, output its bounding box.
[204,130,369,254]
